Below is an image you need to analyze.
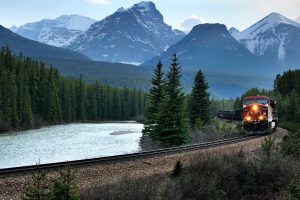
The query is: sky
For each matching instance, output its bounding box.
[1,0,300,31]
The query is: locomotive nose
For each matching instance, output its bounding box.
[252,104,258,111]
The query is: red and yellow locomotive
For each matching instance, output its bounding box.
[242,96,278,134]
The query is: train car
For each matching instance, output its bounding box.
[217,110,242,121]
[242,95,278,134]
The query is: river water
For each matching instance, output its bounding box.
[0,123,143,169]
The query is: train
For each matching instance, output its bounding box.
[217,110,242,121]
[242,96,278,134]
[217,95,278,134]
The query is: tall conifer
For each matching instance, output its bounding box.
[142,61,164,138]
[189,70,210,127]
[156,54,188,146]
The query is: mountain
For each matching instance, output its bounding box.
[228,27,240,38]
[231,13,300,67]
[66,1,184,64]
[0,25,90,61]
[0,25,154,91]
[11,15,96,47]
[143,23,260,74]
[141,23,277,97]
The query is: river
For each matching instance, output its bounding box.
[0,122,143,169]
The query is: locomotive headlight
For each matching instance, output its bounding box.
[259,115,264,120]
[252,104,258,111]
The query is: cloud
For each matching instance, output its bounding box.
[296,17,300,22]
[179,16,206,32]
[85,0,109,5]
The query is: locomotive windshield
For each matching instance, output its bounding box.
[244,99,255,106]
[256,98,268,105]
[244,98,269,106]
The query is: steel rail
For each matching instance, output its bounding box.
[0,135,260,175]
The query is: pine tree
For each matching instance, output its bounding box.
[156,54,188,146]
[189,70,210,128]
[142,61,164,138]
[8,72,19,128]
[46,81,61,123]
[21,84,34,128]
[76,75,85,121]
[23,165,51,200]
[52,165,80,200]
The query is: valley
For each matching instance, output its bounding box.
[2,2,300,97]
[1,1,300,199]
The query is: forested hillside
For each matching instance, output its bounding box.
[0,47,146,132]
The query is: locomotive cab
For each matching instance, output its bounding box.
[242,96,278,134]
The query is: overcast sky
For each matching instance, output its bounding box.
[1,0,300,31]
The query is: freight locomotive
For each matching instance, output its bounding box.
[242,96,278,134]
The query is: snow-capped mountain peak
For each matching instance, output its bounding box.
[55,14,96,31]
[228,27,240,38]
[232,12,300,63]
[236,12,300,40]
[66,1,184,63]
[132,1,155,13]
[12,15,96,47]
[264,12,300,28]
[115,1,155,15]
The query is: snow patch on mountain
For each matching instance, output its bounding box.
[12,15,96,47]
[228,27,240,38]
[232,13,300,61]
[236,13,300,41]
[67,1,185,63]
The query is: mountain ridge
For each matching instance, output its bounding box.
[142,23,262,75]
[66,1,185,63]
[231,12,300,67]
[11,15,96,47]
[0,25,90,61]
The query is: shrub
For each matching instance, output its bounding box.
[81,176,160,200]
[170,160,183,179]
[52,165,80,200]
[281,132,300,158]
[261,136,276,158]
[285,179,300,200]
[23,165,52,200]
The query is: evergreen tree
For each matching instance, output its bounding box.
[52,165,80,200]
[46,81,61,123]
[8,72,19,127]
[156,54,188,146]
[142,61,164,138]
[189,70,210,128]
[23,165,51,200]
[76,75,85,121]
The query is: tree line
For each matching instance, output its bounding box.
[0,47,146,132]
[143,54,210,146]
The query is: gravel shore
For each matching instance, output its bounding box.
[0,128,287,200]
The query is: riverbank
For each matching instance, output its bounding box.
[0,120,141,134]
[0,123,143,169]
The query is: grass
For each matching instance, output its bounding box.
[81,149,300,200]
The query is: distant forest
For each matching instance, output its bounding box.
[0,47,146,132]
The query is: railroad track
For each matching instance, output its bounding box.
[0,135,260,175]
